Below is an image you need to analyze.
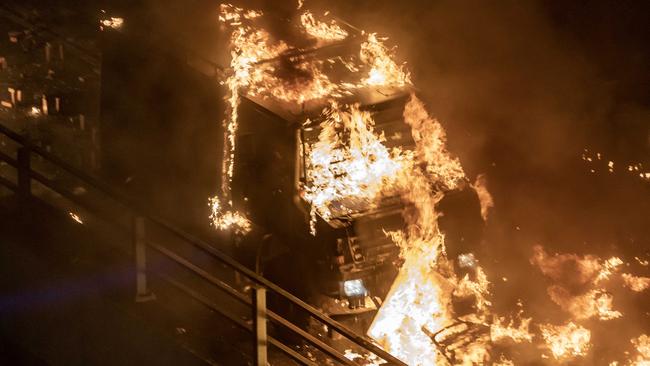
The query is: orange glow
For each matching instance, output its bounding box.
[622,274,650,292]
[300,11,348,41]
[360,33,411,87]
[630,334,650,366]
[540,322,591,360]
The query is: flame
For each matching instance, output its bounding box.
[549,287,622,320]
[368,250,452,365]
[531,246,628,320]
[302,103,406,232]
[343,349,387,365]
[471,174,494,221]
[300,11,348,41]
[360,33,411,87]
[402,96,465,189]
[221,24,288,192]
[218,4,262,25]
[99,17,123,30]
[455,267,492,313]
[367,96,478,366]
[68,212,84,224]
[636,257,650,266]
[630,335,650,366]
[260,60,339,104]
[212,5,289,231]
[540,321,591,360]
[214,4,424,234]
[530,245,611,285]
[490,315,533,344]
[622,274,650,292]
[208,197,251,235]
[493,356,515,366]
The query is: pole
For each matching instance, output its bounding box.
[134,216,155,302]
[252,287,268,366]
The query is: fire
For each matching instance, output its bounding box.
[208,197,251,235]
[540,321,591,360]
[300,11,348,41]
[530,246,632,321]
[402,96,465,189]
[368,248,450,365]
[471,174,494,221]
[343,349,387,365]
[490,315,533,344]
[261,61,338,103]
[213,4,288,232]
[622,273,650,292]
[530,245,613,284]
[360,33,411,87]
[218,4,262,25]
[99,16,123,30]
[302,103,406,232]
[68,212,84,224]
[546,287,622,320]
[367,96,480,366]
[630,335,650,366]
[214,3,420,234]
[493,356,515,366]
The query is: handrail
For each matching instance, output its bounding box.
[0,122,407,366]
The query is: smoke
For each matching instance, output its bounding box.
[319,0,650,359]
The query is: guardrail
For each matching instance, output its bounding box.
[0,122,407,366]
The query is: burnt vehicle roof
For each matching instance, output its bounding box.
[228,11,415,124]
[242,84,413,125]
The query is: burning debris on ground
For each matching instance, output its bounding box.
[1,0,649,365]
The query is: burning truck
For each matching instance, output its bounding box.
[210,3,503,361]
[212,3,486,320]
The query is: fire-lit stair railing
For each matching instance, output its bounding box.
[0,122,407,366]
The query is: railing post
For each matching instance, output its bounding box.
[252,286,268,366]
[17,147,31,200]
[133,216,155,303]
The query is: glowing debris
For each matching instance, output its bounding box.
[100,17,123,30]
[68,212,83,224]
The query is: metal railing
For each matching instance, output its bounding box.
[0,122,406,366]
